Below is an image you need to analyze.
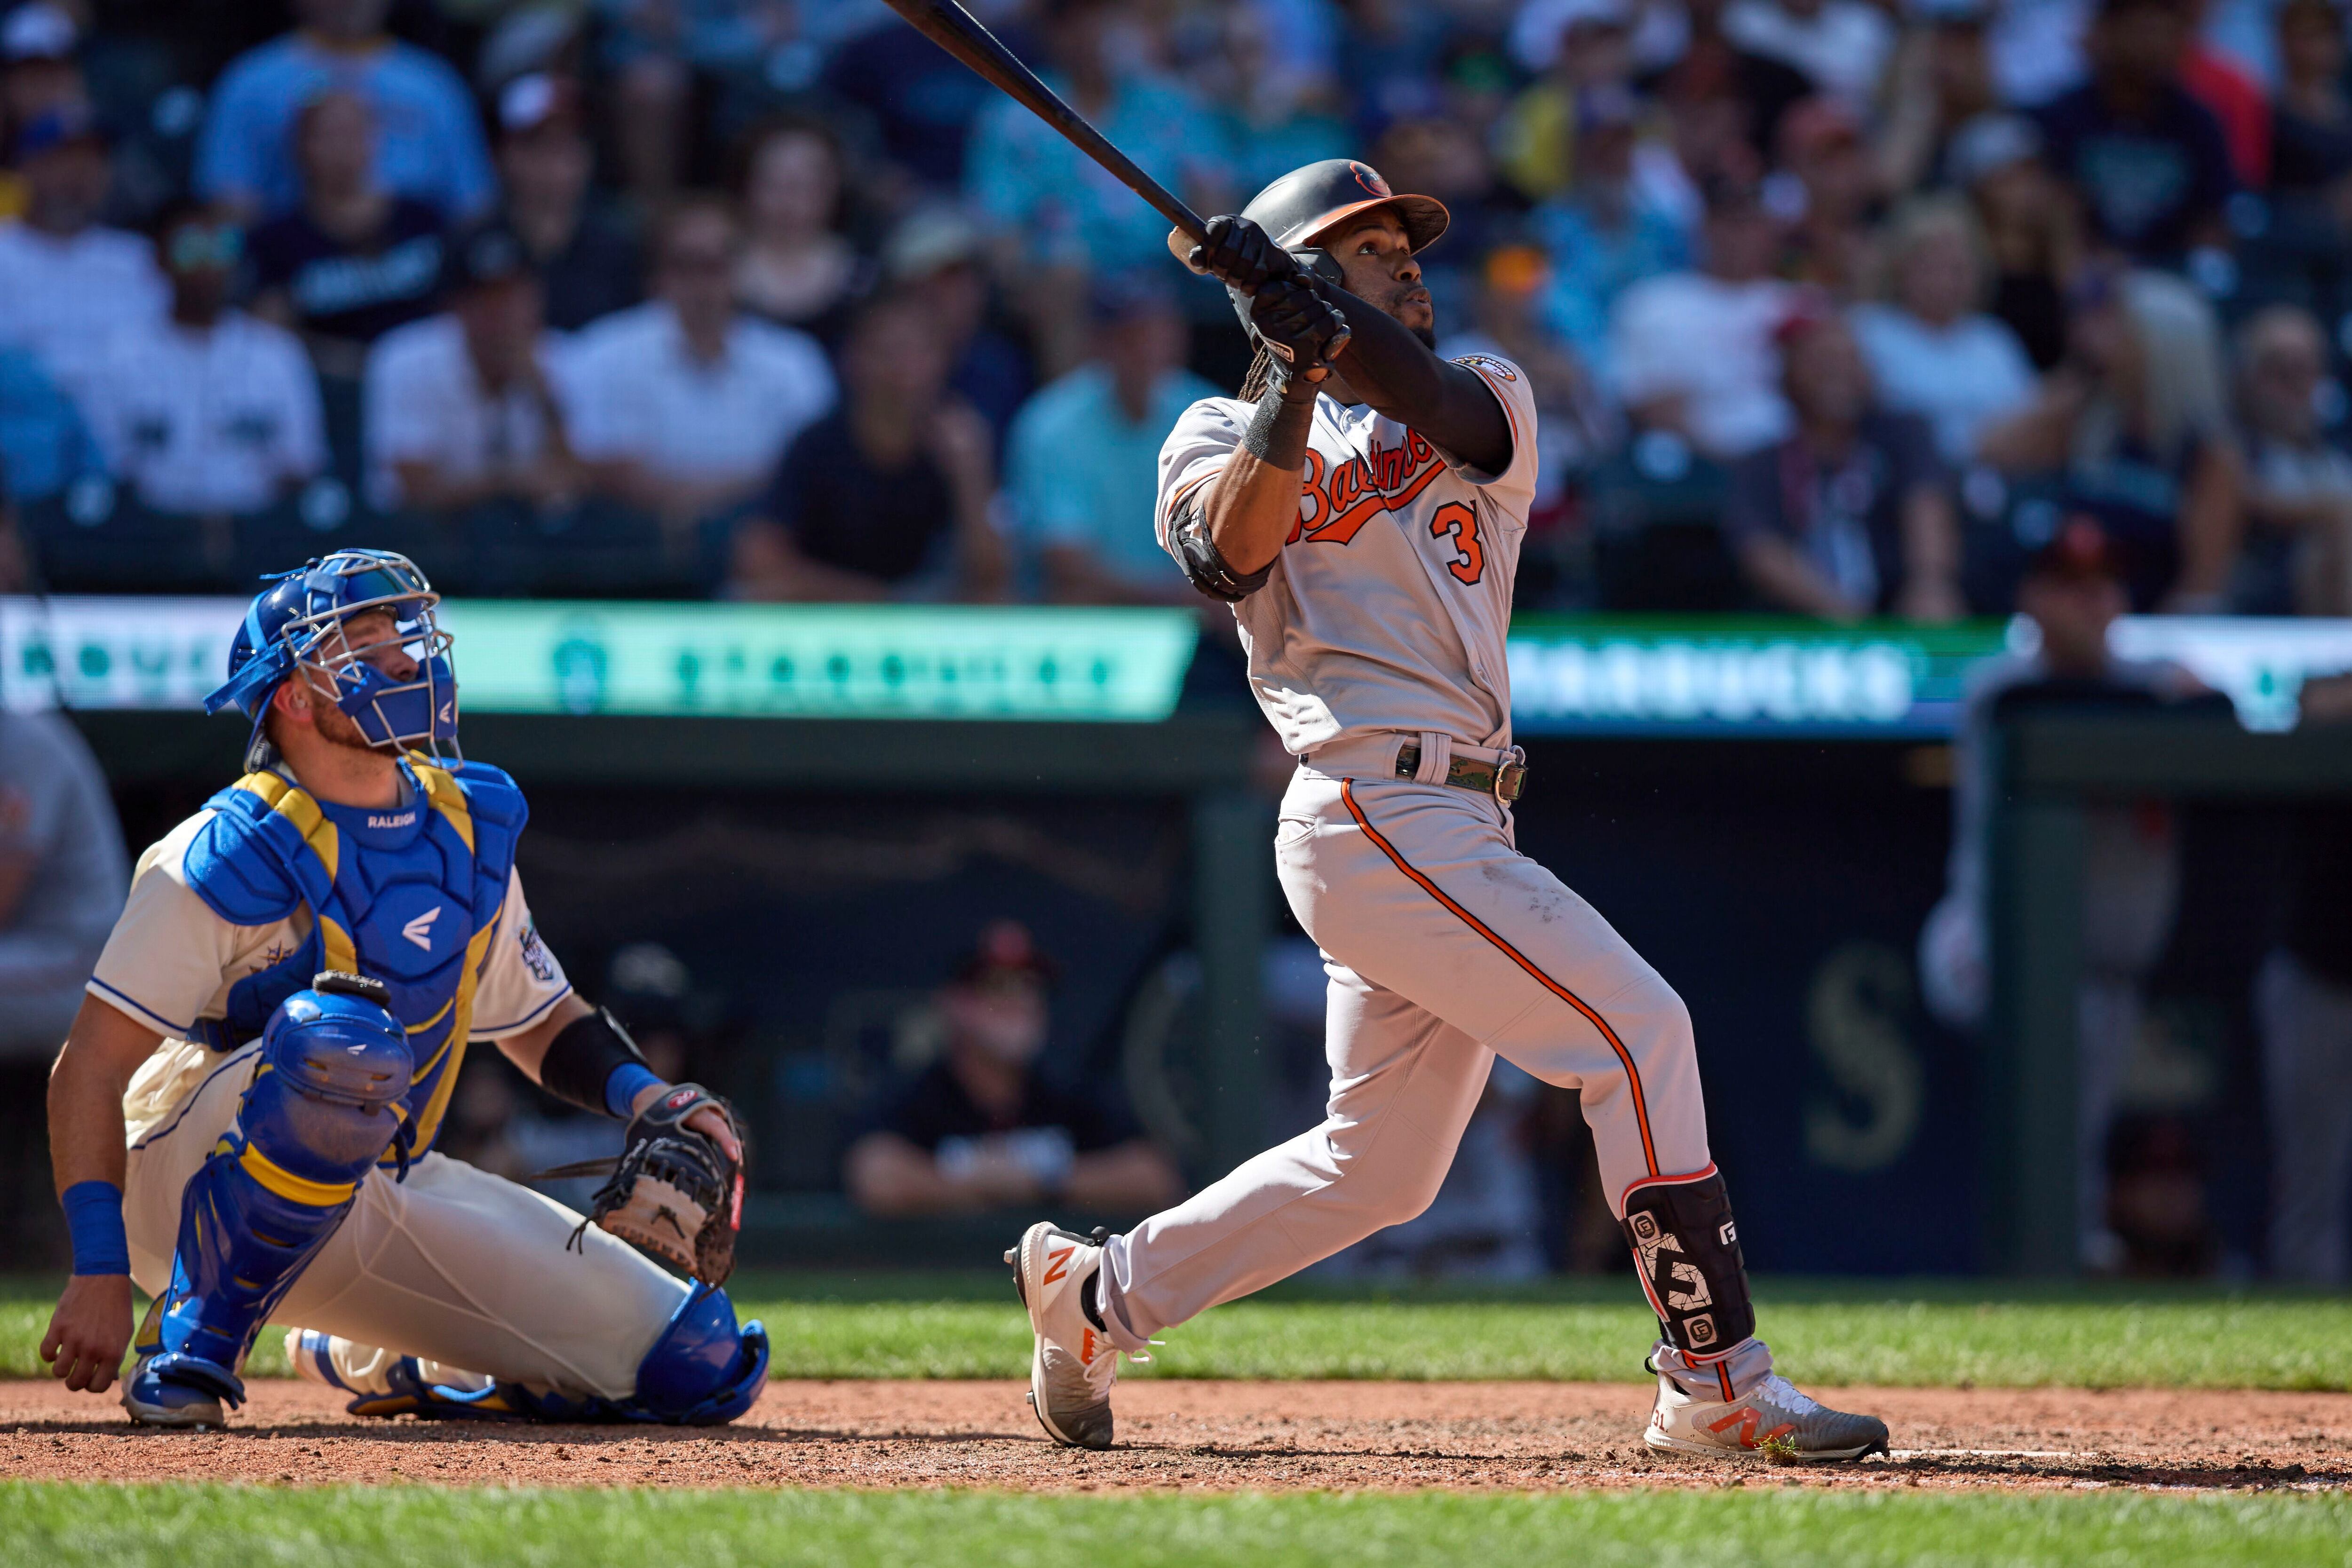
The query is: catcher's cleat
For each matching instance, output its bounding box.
[121,1352,233,1429]
[1007,1220,1127,1450]
[289,1329,525,1420]
[1642,1354,1890,1462]
[122,1302,235,1429]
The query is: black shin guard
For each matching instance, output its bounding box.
[1621,1170,1756,1358]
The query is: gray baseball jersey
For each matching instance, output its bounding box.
[1155,355,1541,755]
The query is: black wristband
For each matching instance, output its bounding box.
[538,1006,652,1117]
[1240,383,1315,468]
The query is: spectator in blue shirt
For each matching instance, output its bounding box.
[1534,85,1688,383]
[194,0,496,222]
[1008,273,1216,605]
[966,0,1229,372]
[0,346,101,503]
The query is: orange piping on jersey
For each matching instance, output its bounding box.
[1338,780,1660,1177]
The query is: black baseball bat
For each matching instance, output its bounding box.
[876,0,1209,249]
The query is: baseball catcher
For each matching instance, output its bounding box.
[1008,160,1891,1463]
[40,549,768,1427]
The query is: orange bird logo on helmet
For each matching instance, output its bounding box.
[1349,161,1391,198]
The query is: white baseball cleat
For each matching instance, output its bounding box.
[1643,1358,1890,1462]
[1006,1221,1123,1449]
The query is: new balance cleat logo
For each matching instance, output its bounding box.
[1043,1245,1072,1285]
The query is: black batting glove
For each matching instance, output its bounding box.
[1251,276,1350,386]
[1190,214,1290,292]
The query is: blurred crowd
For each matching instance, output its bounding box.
[4,0,2352,613]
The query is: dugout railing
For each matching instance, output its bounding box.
[1986,706,2352,1275]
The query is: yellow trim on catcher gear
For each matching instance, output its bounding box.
[238,1141,359,1208]
[230,768,340,883]
[395,912,497,1158]
[409,756,475,855]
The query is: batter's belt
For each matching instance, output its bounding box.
[1305,733,1528,804]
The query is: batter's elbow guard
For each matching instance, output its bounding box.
[1621,1168,1756,1360]
[1171,499,1273,603]
[631,1283,770,1425]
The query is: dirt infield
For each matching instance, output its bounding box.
[0,1380,2342,1493]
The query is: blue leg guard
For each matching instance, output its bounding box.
[629,1284,771,1425]
[337,1286,770,1426]
[133,979,408,1417]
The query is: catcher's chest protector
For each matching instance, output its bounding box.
[181,758,525,1159]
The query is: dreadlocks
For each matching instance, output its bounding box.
[1239,342,1277,403]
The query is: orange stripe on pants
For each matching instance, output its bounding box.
[1341,779,1660,1178]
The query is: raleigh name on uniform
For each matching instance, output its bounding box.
[41,549,766,1430]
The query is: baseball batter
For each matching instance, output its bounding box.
[1009,160,1890,1461]
[40,550,766,1428]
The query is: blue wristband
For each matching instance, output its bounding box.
[61,1180,129,1276]
[604,1061,664,1121]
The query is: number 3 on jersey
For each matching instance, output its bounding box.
[1429,502,1484,585]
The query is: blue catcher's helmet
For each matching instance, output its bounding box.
[203,550,459,766]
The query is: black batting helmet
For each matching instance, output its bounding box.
[1239,159,1450,257]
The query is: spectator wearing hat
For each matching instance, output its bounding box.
[1948,112,2081,371]
[884,204,1033,452]
[1608,174,1796,460]
[361,219,586,512]
[1978,265,2243,610]
[1918,516,2207,1272]
[195,0,495,222]
[731,290,1005,603]
[1724,306,1964,621]
[74,201,325,516]
[566,196,836,530]
[0,2,84,221]
[843,921,1184,1219]
[2033,0,2236,268]
[247,90,449,380]
[1008,273,1218,604]
[1851,195,2039,465]
[494,74,643,334]
[1532,86,1689,386]
[0,102,166,398]
[731,116,865,350]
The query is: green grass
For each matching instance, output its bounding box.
[6,1273,2349,1389]
[5,1484,2349,1568]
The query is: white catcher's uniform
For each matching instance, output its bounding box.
[1097,356,1715,1346]
[92,807,688,1400]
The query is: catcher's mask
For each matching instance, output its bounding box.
[1219,159,1451,345]
[204,549,460,770]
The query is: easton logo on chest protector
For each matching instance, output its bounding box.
[177,756,527,1162]
[1288,431,1446,547]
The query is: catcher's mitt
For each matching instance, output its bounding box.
[566,1083,744,1285]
